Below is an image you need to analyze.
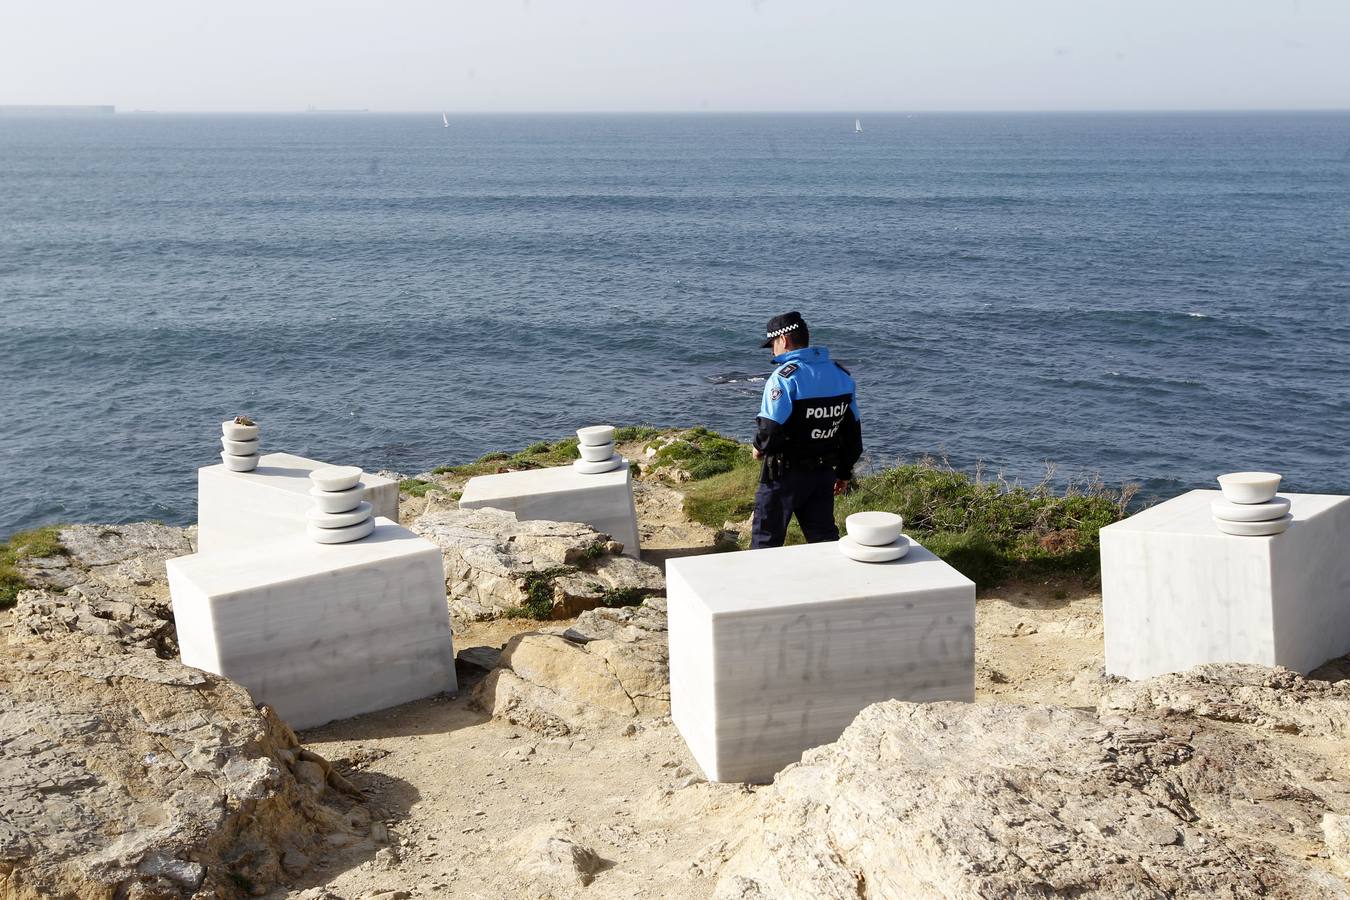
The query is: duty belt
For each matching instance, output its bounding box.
[778,454,838,471]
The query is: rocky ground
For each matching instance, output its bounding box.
[5,445,1350,899]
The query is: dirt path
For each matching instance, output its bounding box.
[283,470,1111,899]
[284,579,1109,900]
[289,667,759,899]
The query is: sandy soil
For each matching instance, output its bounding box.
[261,457,1114,898]
[284,574,1109,899]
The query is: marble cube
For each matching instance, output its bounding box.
[1101,490,1350,680]
[459,463,640,559]
[167,517,456,729]
[668,540,975,784]
[198,452,398,553]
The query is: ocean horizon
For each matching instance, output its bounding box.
[2,110,1348,538]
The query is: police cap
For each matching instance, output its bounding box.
[760,311,806,348]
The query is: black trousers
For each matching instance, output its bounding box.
[750,467,840,549]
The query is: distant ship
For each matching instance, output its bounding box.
[855,118,863,134]
[443,113,449,128]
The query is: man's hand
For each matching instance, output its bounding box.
[833,479,851,496]
[752,447,763,460]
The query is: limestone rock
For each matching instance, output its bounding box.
[553,555,665,617]
[474,598,670,734]
[1325,815,1350,879]
[512,823,605,887]
[0,637,372,899]
[716,687,1350,899]
[410,507,664,621]
[1,522,373,899]
[10,523,195,657]
[1100,661,1350,738]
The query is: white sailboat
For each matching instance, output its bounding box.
[854,117,863,134]
[442,112,449,128]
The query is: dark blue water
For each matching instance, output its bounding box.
[2,112,1348,537]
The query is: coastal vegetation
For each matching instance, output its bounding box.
[409,424,1134,592]
[0,525,65,608]
[673,431,1135,589]
[430,426,666,479]
[398,478,446,498]
[649,426,752,480]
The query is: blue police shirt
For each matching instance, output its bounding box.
[754,345,863,480]
[759,346,860,424]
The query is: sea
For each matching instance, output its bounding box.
[1,111,1348,538]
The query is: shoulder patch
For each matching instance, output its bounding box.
[834,361,851,375]
[777,363,799,377]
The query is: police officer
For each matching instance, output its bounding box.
[750,311,862,549]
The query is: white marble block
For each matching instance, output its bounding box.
[458,463,640,559]
[167,517,456,729]
[668,540,975,784]
[1101,490,1350,680]
[198,452,398,553]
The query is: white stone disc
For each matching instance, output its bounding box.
[838,534,911,562]
[307,516,375,544]
[221,437,259,456]
[577,425,616,447]
[307,501,374,528]
[573,455,626,475]
[220,451,259,472]
[308,483,365,513]
[1214,514,1294,537]
[1211,496,1291,523]
[578,441,616,462]
[310,465,363,492]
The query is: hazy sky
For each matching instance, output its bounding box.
[2,0,1347,112]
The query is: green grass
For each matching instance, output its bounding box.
[650,426,754,480]
[422,427,673,482]
[0,525,67,609]
[614,425,664,443]
[682,462,761,529]
[430,438,585,478]
[399,478,445,498]
[683,450,1135,590]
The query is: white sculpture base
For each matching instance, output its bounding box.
[198,452,398,553]
[459,464,640,559]
[668,540,975,784]
[1101,490,1350,680]
[167,517,456,729]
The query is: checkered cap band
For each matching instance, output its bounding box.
[766,322,800,339]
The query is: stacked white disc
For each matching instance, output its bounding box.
[306,466,375,543]
[220,418,260,472]
[1212,472,1292,536]
[573,425,626,474]
[838,511,911,562]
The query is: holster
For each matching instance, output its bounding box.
[761,454,788,482]
[761,453,838,482]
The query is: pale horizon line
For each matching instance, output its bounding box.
[21,106,1350,116]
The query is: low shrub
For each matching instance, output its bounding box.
[684,448,1135,590]
[518,566,578,619]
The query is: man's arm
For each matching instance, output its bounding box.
[753,372,793,457]
[835,391,862,483]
